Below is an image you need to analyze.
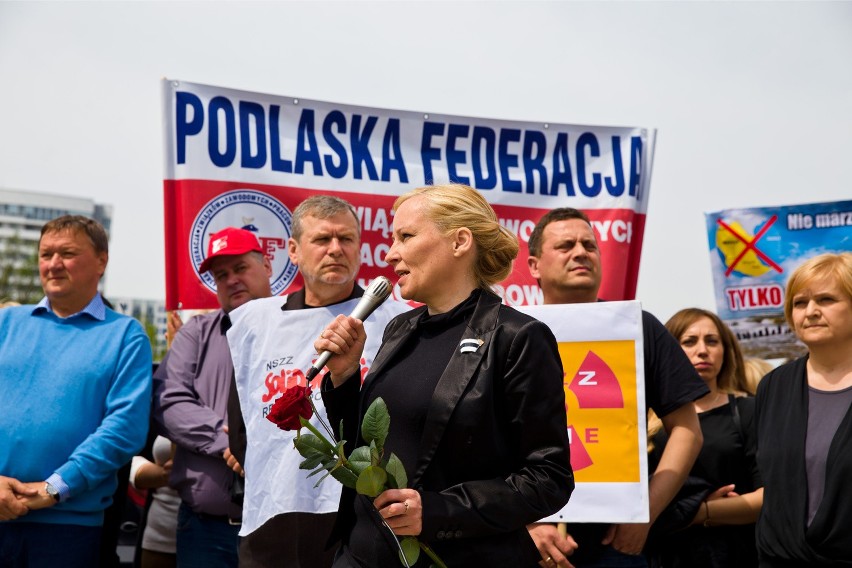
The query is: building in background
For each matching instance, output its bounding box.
[110,297,169,361]
[1,187,167,359]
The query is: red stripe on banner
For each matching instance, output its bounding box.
[488,203,646,304]
[164,180,645,309]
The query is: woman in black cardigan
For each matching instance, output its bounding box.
[755,252,852,567]
[316,184,573,567]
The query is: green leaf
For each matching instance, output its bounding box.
[306,456,340,478]
[399,536,420,566]
[369,440,382,467]
[361,397,390,450]
[298,452,326,470]
[313,469,334,488]
[306,465,327,478]
[330,465,359,489]
[384,453,408,489]
[348,446,371,475]
[294,433,332,459]
[356,465,387,497]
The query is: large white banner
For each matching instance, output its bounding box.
[162,79,656,310]
[227,296,410,535]
[520,301,648,523]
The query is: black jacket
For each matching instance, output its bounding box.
[324,290,574,567]
[755,356,852,567]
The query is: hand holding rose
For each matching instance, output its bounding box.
[375,488,423,536]
[267,388,446,568]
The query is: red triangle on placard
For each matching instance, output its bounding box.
[568,425,593,471]
[568,351,624,409]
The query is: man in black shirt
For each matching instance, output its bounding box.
[525,208,707,568]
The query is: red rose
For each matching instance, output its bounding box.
[266,386,313,431]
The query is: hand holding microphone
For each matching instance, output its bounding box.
[309,277,393,386]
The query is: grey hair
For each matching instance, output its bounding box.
[291,195,360,241]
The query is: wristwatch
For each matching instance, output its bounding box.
[44,482,60,502]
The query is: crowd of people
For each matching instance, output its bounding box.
[1,186,851,568]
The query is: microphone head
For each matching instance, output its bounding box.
[365,276,392,302]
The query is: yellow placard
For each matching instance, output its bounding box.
[559,340,639,482]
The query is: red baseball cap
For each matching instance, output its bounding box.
[199,227,263,273]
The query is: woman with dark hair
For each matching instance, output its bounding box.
[755,253,852,567]
[316,183,573,567]
[645,308,762,568]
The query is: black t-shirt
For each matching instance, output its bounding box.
[650,395,760,492]
[647,395,761,567]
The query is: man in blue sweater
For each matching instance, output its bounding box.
[0,215,152,567]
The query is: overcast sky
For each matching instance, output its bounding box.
[1,1,850,321]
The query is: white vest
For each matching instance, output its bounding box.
[227,295,410,535]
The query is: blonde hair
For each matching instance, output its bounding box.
[743,357,774,395]
[783,252,852,327]
[393,184,519,289]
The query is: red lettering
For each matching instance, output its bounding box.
[259,237,286,261]
[585,428,599,444]
[262,372,280,403]
[726,289,739,310]
[769,286,782,305]
[261,369,310,402]
[725,284,784,311]
[284,369,306,389]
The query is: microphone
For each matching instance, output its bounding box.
[306,276,393,380]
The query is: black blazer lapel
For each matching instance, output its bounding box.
[411,292,503,485]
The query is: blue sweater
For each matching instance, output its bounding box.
[0,304,152,526]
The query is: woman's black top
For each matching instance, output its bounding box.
[347,291,477,567]
[647,395,761,568]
